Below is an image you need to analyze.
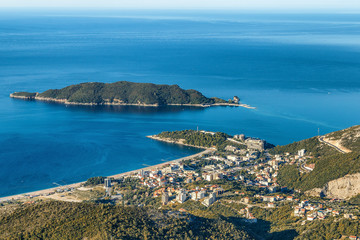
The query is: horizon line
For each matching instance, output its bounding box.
[1,7,360,14]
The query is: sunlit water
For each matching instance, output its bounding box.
[0,10,359,197]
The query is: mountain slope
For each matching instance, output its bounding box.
[0,201,253,240]
[276,125,360,196]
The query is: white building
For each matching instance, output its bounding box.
[202,192,216,207]
[298,149,306,157]
[177,190,187,203]
[162,191,169,205]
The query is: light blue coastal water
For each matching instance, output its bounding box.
[0,10,360,197]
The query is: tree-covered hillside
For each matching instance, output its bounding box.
[12,81,230,105]
[0,201,253,240]
[269,137,338,157]
[325,125,360,152]
[274,126,360,192]
[156,130,231,149]
[10,92,37,98]
[277,152,360,191]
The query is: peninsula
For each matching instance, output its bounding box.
[1,126,360,239]
[10,81,254,108]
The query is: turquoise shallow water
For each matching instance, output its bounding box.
[0,10,360,197]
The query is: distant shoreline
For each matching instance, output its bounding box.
[10,93,256,109]
[0,141,214,202]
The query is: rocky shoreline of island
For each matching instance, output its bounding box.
[10,93,256,109]
[9,81,257,109]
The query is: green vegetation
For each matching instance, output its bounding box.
[0,201,254,240]
[157,130,232,149]
[11,92,37,97]
[156,130,272,151]
[295,218,360,240]
[13,81,232,105]
[272,127,360,192]
[269,137,337,157]
[277,165,301,189]
[349,194,360,205]
[278,152,360,191]
[84,176,106,186]
[326,125,360,152]
[250,205,299,239]
[247,205,360,240]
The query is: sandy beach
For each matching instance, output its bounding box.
[0,146,214,203]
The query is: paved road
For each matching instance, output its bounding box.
[300,164,311,173]
[318,136,346,154]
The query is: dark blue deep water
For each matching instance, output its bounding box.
[1,10,360,197]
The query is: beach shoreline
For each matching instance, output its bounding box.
[0,146,214,202]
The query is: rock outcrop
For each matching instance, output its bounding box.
[307,172,360,199]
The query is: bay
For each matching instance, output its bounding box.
[0,10,359,197]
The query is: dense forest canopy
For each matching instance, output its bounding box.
[156,130,231,149]
[11,81,231,105]
[0,201,253,240]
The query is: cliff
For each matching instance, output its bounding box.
[306,172,360,199]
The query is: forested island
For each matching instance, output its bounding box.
[10,81,246,107]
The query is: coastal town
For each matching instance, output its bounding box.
[1,130,359,240]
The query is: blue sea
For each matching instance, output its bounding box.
[1,10,360,197]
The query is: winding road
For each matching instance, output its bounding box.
[318,136,347,154]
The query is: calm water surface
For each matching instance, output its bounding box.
[0,10,360,197]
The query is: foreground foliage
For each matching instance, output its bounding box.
[0,201,253,240]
